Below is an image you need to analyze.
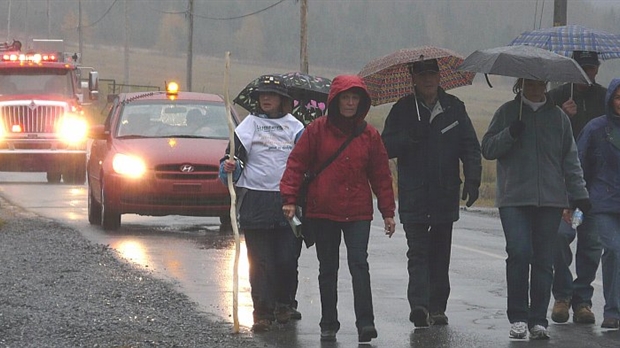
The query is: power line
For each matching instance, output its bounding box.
[146,0,287,20]
[82,0,119,28]
[193,0,287,20]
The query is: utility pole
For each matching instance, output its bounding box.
[47,0,51,38]
[124,0,129,84]
[7,0,11,41]
[78,0,83,63]
[300,0,308,74]
[187,0,194,91]
[553,0,567,27]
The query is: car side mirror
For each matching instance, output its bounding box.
[88,124,109,140]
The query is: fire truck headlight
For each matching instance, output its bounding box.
[112,153,146,178]
[58,115,88,144]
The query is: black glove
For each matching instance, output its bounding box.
[461,182,479,207]
[572,198,592,214]
[509,120,525,139]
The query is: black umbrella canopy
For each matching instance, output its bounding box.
[234,72,331,126]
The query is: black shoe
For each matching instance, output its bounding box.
[320,330,337,342]
[289,306,302,320]
[251,319,272,332]
[430,312,449,325]
[274,305,292,324]
[358,326,378,343]
[410,306,430,328]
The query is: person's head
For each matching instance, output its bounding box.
[249,75,292,117]
[513,78,547,102]
[606,79,620,117]
[186,109,206,128]
[572,50,600,85]
[408,59,440,102]
[327,75,371,121]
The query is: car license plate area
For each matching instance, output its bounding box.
[173,183,201,193]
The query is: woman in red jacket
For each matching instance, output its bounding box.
[280,75,396,344]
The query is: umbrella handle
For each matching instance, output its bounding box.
[484,74,493,88]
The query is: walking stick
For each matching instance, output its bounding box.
[223,51,241,333]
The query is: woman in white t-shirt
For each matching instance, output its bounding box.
[220,75,304,332]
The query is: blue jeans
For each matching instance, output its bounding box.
[244,226,299,321]
[403,223,453,314]
[552,216,602,308]
[313,219,374,332]
[499,206,562,328]
[591,213,620,320]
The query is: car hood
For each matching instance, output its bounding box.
[112,137,227,167]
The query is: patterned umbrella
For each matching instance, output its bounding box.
[509,25,620,60]
[358,46,475,106]
[234,72,331,126]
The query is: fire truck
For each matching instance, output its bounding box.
[0,39,99,184]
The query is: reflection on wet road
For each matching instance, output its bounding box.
[1,173,618,347]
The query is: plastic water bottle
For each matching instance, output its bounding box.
[571,208,584,229]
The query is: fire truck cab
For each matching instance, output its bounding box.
[0,39,98,184]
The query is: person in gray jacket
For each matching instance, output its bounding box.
[481,78,590,340]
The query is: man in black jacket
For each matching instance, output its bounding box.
[381,59,482,327]
[548,51,606,325]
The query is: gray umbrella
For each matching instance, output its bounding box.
[457,45,591,85]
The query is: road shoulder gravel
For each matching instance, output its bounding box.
[0,198,261,348]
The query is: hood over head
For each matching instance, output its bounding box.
[605,78,620,118]
[326,75,371,132]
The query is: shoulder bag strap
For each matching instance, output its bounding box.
[307,121,367,181]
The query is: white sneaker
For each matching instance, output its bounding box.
[529,324,550,340]
[509,321,528,339]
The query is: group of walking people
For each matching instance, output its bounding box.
[219,49,620,344]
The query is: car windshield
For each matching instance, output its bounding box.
[0,68,74,97]
[116,102,230,138]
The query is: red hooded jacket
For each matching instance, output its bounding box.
[280,75,395,221]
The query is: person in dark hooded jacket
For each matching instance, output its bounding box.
[381,58,482,328]
[575,78,620,330]
[280,75,396,344]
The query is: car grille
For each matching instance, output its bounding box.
[154,164,220,180]
[1,105,65,133]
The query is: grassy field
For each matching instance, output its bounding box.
[76,44,517,207]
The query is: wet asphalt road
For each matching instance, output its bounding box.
[0,172,618,347]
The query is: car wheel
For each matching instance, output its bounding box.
[46,171,61,183]
[220,214,232,226]
[63,158,87,185]
[88,181,102,225]
[101,178,121,231]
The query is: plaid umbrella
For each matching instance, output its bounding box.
[509,25,620,60]
[234,72,331,126]
[358,46,475,106]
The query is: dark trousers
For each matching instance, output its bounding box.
[313,219,374,332]
[404,222,453,314]
[499,206,562,328]
[244,226,298,321]
[290,236,303,309]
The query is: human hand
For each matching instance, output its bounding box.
[223,158,236,173]
[561,99,577,117]
[509,120,525,139]
[282,204,296,220]
[461,182,479,207]
[384,217,396,238]
[562,209,573,224]
[572,198,592,214]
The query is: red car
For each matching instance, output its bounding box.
[87,84,238,230]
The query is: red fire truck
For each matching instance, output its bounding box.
[0,39,99,184]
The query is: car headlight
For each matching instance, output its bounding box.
[112,153,146,178]
[58,115,88,144]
